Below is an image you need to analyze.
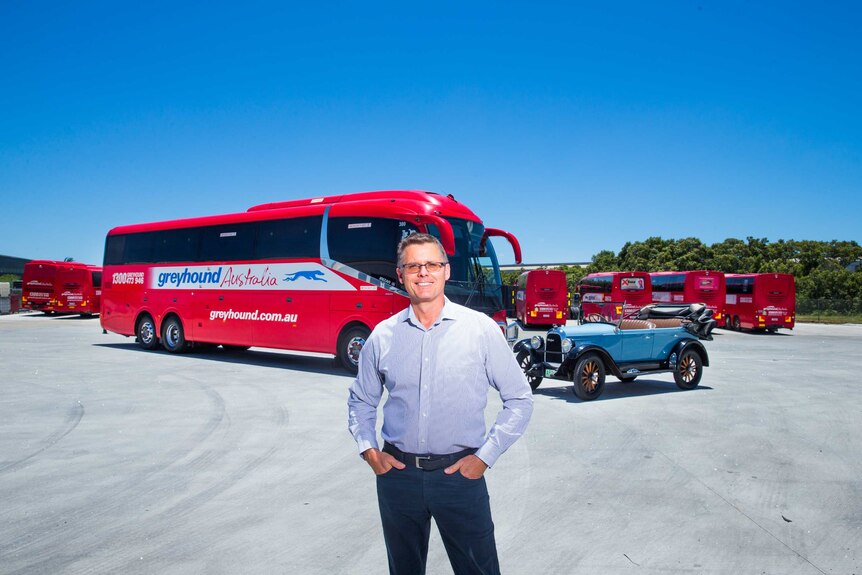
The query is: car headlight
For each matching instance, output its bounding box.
[530,335,544,350]
[561,338,573,354]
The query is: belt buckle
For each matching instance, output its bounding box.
[415,455,432,469]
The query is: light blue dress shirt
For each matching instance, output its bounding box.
[348,298,533,468]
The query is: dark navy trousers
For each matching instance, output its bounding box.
[376,465,500,575]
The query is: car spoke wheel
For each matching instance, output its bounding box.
[136,315,158,350]
[573,353,605,400]
[516,349,543,390]
[674,349,703,390]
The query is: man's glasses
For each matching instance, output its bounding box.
[400,261,448,274]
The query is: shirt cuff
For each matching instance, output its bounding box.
[355,437,379,458]
[475,443,502,468]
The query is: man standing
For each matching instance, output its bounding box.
[348,233,533,575]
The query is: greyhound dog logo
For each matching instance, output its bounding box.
[283,270,328,282]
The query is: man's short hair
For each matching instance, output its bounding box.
[397,233,448,267]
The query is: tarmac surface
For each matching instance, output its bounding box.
[1,312,861,575]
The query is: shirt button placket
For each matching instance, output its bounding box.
[418,330,430,451]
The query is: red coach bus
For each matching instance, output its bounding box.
[577,271,652,321]
[724,273,796,332]
[23,260,102,316]
[650,270,726,324]
[515,269,569,326]
[22,260,59,313]
[100,190,522,372]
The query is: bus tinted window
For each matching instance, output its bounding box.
[580,276,612,293]
[152,228,200,263]
[726,277,753,295]
[124,233,154,264]
[92,271,102,287]
[104,236,125,266]
[257,216,322,260]
[651,274,685,291]
[200,222,257,262]
[328,217,418,285]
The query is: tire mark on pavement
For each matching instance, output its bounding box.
[0,401,84,475]
[6,377,291,575]
[0,377,228,564]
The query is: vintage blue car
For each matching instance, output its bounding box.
[513,303,715,400]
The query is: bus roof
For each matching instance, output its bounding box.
[107,190,482,236]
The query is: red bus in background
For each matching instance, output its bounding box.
[650,270,726,324]
[22,260,102,316]
[577,271,652,321]
[22,260,59,313]
[516,269,569,326]
[100,190,522,373]
[724,273,796,332]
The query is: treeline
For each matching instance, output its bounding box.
[504,237,862,301]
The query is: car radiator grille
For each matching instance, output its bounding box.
[545,333,565,364]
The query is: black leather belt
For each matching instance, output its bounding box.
[383,442,477,471]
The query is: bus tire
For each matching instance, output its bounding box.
[572,353,605,401]
[732,316,741,331]
[136,314,159,350]
[337,325,370,375]
[674,348,703,390]
[161,316,188,353]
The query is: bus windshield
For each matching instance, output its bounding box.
[433,218,504,315]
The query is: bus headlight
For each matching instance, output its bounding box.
[561,339,573,354]
[530,335,544,350]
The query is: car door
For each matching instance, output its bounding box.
[617,324,655,362]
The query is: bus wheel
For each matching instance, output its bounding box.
[732,316,741,331]
[516,349,543,390]
[573,353,605,401]
[136,314,159,350]
[337,326,370,374]
[674,349,703,390]
[161,316,188,353]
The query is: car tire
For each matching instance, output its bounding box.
[572,353,605,400]
[136,314,159,350]
[619,375,637,383]
[161,316,188,353]
[516,349,543,390]
[674,349,703,389]
[337,325,370,374]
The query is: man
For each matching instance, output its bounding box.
[348,233,533,575]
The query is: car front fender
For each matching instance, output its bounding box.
[673,340,710,367]
[512,339,533,355]
[566,344,622,378]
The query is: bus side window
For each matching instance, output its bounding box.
[199,222,257,262]
[328,217,418,285]
[256,216,322,260]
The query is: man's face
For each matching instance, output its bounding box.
[397,242,450,305]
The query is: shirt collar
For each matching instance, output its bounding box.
[403,297,458,328]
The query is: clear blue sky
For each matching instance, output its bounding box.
[2,1,860,266]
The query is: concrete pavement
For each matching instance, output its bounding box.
[1,313,860,574]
